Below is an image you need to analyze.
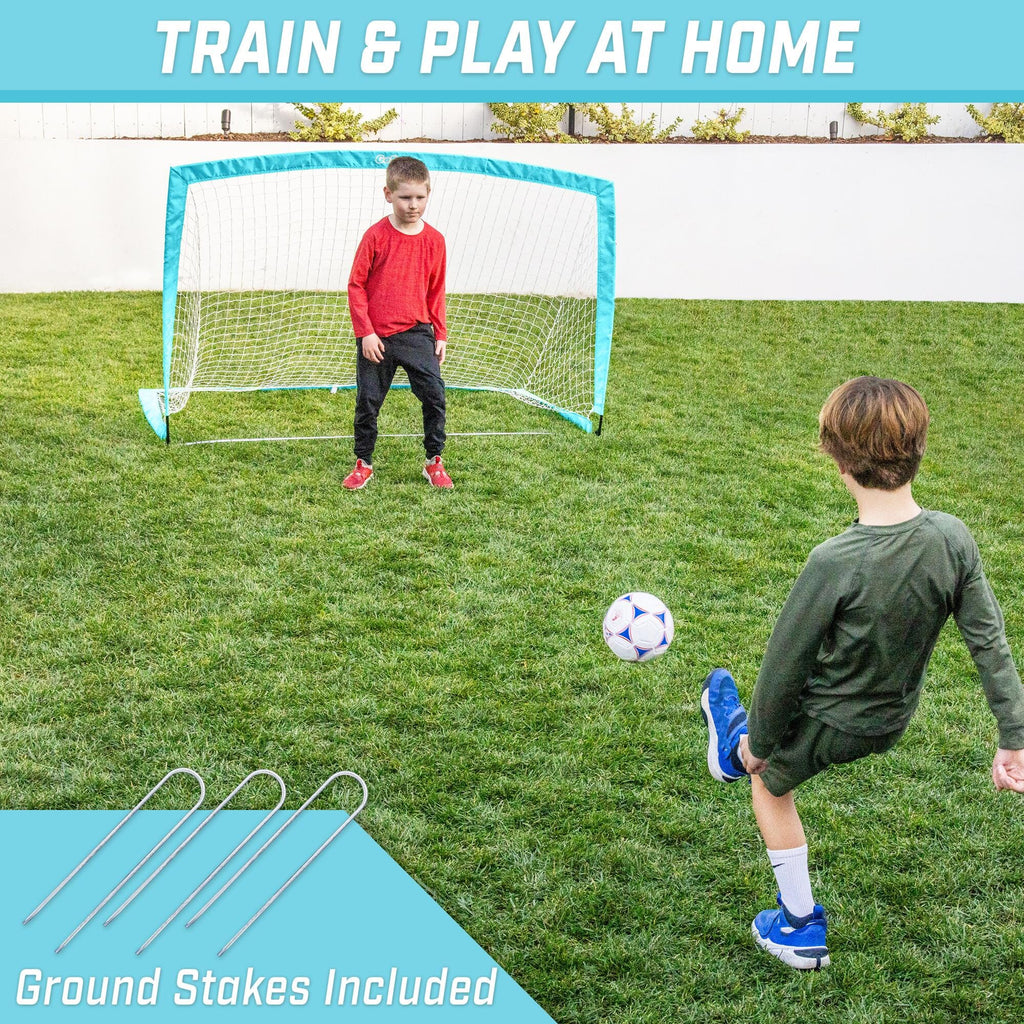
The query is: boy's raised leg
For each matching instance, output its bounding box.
[700,669,749,782]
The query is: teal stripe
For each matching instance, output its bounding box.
[593,177,616,418]
[170,149,613,200]
[162,167,189,422]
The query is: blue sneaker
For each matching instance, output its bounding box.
[700,669,749,782]
[752,896,830,970]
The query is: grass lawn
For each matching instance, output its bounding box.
[2,293,1023,1022]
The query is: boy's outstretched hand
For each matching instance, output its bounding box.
[992,749,1024,792]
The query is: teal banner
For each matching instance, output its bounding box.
[3,811,554,1022]
[1,1,1022,101]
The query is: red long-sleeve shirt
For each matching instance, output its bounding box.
[347,217,447,341]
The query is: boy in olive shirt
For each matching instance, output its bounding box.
[701,376,1024,970]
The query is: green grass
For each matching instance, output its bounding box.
[2,293,1024,1022]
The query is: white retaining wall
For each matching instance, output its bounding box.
[0,140,1021,301]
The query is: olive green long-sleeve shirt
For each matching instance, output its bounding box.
[747,510,1024,759]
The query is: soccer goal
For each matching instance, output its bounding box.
[138,150,615,442]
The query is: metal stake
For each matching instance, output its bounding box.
[53,770,207,953]
[216,771,368,957]
[24,768,205,927]
[135,770,287,955]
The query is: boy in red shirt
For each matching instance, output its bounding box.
[344,156,452,489]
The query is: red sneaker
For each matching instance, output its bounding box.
[343,458,374,490]
[423,455,453,489]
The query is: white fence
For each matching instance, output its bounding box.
[0,102,988,141]
[1,140,1021,301]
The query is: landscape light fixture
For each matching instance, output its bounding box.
[829,120,839,141]
[221,109,231,135]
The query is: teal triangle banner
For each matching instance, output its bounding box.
[2,810,556,1022]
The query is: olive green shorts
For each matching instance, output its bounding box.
[758,713,904,797]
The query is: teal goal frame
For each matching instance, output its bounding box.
[138,149,615,442]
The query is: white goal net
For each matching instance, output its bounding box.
[140,151,615,441]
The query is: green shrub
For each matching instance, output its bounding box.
[580,103,682,143]
[966,102,1024,143]
[690,107,749,142]
[846,102,940,142]
[290,102,398,142]
[487,103,578,143]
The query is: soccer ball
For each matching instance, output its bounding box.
[603,592,674,662]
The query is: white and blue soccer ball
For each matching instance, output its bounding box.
[603,592,674,662]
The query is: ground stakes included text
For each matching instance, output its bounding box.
[15,966,498,1009]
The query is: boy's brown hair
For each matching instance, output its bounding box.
[386,156,430,191]
[818,376,929,490]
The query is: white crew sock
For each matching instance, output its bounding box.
[766,845,814,919]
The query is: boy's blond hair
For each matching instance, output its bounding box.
[818,376,929,490]
[386,156,430,191]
